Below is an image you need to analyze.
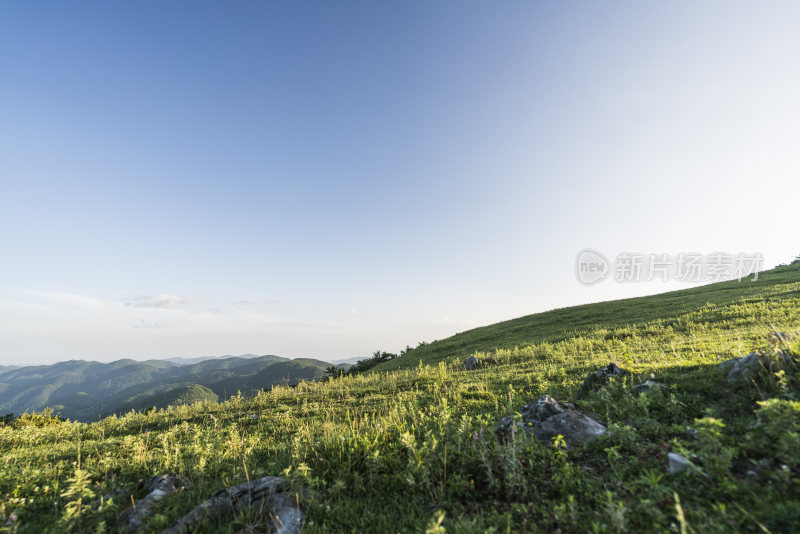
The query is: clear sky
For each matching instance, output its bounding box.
[1,1,798,365]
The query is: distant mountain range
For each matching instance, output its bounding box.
[0,365,19,375]
[162,353,265,365]
[0,354,341,421]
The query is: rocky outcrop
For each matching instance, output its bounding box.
[579,363,630,396]
[497,395,606,447]
[121,474,192,532]
[718,350,793,383]
[162,476,304,534]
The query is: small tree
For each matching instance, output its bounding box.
[324,365,344,380]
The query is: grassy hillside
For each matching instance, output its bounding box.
[373,263,800,372]
[1,263,798,533]
[122,384,219,414]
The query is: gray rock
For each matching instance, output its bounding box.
[579,362,630,396]
[122,474,192,531]
[632,380,668,394]
[463,356,483,371]
[162,476,304,534]
[497,395,606,448]
[718,350,792,383]
[667,452,691,474]
[718,352,761,382]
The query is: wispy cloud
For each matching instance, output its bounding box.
[235,298,286,306]
[132,318,167,329]
[124,294,194,309]
[432,314,454,325]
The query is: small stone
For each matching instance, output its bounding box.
[463,356,483,371]
[579,363,630,396]
[667,452,691,474]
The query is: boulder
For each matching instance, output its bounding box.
[579,362,630,395]
[463,356,483,371]
[718,352,760,382]
[121,474,192,532]
[162,476,304,534]
[718,350,792,383]
[497,395,606,448]
[667,452,691,474]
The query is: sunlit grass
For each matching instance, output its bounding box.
[1,263,799,532]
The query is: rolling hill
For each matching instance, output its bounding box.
[0,365,19,376]
[372,261,800,372]
[0,354,330,421]
[120,384,220,414]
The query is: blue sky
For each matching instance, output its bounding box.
[1,1,798,365]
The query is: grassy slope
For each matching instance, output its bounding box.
[1,264,799,533]
[373,264,800,372]
[117,384,219,414]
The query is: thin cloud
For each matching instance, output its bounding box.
[432,314,454,325]
[132,318,167,329]
[125,294,194,309]
[235,298,287,306]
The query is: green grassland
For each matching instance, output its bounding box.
[372,263,800,372]
[1,263,799,533]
